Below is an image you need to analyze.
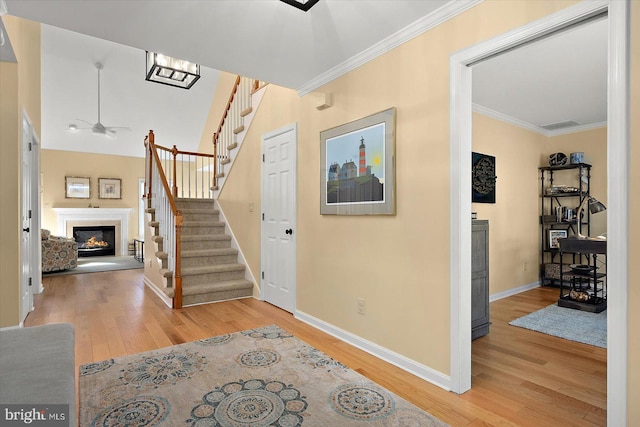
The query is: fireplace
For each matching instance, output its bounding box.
[73,226,116,257]
[54,208,133,256]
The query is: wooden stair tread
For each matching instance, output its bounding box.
[227,142,238,150]
[155,251,168,260]
[145,208,155,214]
[220,158,231,165]
[233,125,245,134]
[240,107,253,117]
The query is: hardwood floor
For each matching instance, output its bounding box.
[27,270,606,426]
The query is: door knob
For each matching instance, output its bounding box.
[22,227,30,232]
[285,229,293,235]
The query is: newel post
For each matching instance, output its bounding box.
[174,211,183,309]
[146,130,155,209]
[171,145,179,198]
[212,133,218,189]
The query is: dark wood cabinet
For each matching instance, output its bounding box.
[472,220,490,339]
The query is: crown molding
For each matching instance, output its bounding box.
[296,0,483,96]
[472,103,607,137]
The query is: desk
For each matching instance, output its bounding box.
[558,237,606,312]
[133,238,144,263]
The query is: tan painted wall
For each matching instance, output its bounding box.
[628,2,639,424]
[218,1,584,374]
[0,62,21,327]
[0,16,40,327]
[471,113,544,295]
[471,116,607,297]
[40,150,145,242]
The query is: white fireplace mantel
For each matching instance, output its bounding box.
[53,208,133,256]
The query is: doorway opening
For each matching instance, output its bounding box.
[449,2,629,425]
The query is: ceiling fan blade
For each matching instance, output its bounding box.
[70,64,131,137]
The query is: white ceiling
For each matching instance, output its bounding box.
[3,1,608,157]
[473,16,607,136]
[41,25,219,158]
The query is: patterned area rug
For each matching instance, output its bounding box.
[79,325,448,426]
[509,304,606,348]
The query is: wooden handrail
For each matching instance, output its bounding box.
[156,143,214,159]
[145,131,154,209]
[212,133,218,186]
[145,130,183,309]
[155,144,173,152]
[213,75,242,147]
[148,135,179,216]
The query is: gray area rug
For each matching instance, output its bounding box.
[509,304,606,348]
[43,256,143,276]
[79,325,449,426]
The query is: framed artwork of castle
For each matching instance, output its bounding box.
[320,108,396,215]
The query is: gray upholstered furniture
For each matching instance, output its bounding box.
[41,229,78,273]
[0,323,76,426]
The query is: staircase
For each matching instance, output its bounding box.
[144,76,266,308]
[147,198,253,306]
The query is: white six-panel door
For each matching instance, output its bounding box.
[261,124,297,313]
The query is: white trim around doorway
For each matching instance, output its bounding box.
[449,2,629,426]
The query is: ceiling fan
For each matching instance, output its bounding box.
[69,63,131,137]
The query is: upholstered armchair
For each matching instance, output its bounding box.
[41,229,78,273]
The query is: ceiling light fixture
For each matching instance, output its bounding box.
[145,51,200,89]
[280,0,320,12]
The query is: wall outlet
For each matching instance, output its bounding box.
[357,297,366,315]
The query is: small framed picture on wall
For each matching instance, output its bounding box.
[98,178,122,199]
[65,176,90,199]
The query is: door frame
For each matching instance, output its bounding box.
[29,117,42,294]
[449,1,629,425]
[20,111,41,321]
[260,123,298,311]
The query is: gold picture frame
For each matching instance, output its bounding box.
[98,178,122,199]
[65,176,90,199]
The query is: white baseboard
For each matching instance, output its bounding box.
[489,281,540,303]
[0,324,23,331]
[294,310,452,392]
[143,275,173,308]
